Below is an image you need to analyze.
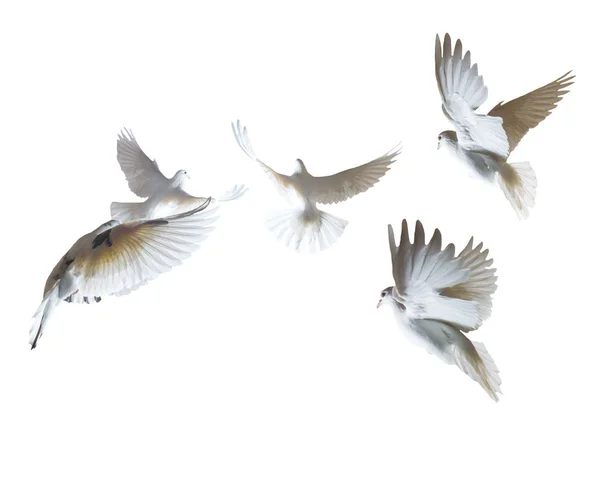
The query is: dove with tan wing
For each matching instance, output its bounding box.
[435,33,574,219]
[30,199,217,349]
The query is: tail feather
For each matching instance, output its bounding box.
[265,208,348,253]
[30,283,61,349]
[498,161,538,219]
[110,201,148,222]
[215,184,248,202]
[453,340,502,402]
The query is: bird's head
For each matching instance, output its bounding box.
[293,158,307,174]
[173,169,191,187]
[377,286,394,309]
[437,130,457,151]
[377,286,408,314]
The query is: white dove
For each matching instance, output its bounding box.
[231,120,402,252]
[30,199,217,349]
[377,220,501,401]
[110,128,247,222]
[435,33,574,219]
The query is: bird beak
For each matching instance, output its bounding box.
[376,299,382,309]
[437,140,441,150]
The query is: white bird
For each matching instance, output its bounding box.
[231,120,402,252]
[30,199,217,349]
[110,128,248,222]
[435,33,574,219]
[377,220,501,401]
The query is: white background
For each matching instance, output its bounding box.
[0,0,597,477]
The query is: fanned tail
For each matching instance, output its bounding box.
[30,283,61,349]
[215,184,248,202]
[498,161,538,219]
[453,339,502,402]
[110,201,148,222]
[265,207,348,253]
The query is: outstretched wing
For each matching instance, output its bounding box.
[74,199,218,299]
[488,71,575,153]
[435,33,509,158]
[116,128,170,198]
[435,33,488,112]
[440,237,497,325]
[231,120,293,197]
[307,142,401,205]
[388,220,487,331]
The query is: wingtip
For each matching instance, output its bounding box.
[118,127,135,142]
[400,219,410,243]
[413,220,425,245]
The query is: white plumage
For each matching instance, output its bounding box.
[111,128,247,222]
[231,120,402,253]
[30,199,218,349]
[378,220,501,401]
[435,33,574,219]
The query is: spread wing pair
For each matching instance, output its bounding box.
[232,120,402,252]
[378,220,500,401]
[111,128,247,222]
[435,33,574,219]
[30,200,218,349]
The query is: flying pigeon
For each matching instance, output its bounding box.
[110,128,247,222]
[30,199,217,349]
[231,120,402,252]
[435,33,574,219]
[377,220,501,401]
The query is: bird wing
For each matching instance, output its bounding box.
[435,33,509,157]
[231,120,294,197]
[116,128,170,198]
[306,142,401,205]
[73,199,218,299]
[435,33,488,113]
[487,71,575,153]
[439,237,497,326]
[388,220,482,331]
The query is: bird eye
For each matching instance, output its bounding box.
[380,291,386,298]
[437,135,441,141]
